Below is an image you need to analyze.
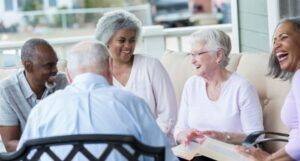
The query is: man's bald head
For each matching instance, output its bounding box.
[66,41,111,79]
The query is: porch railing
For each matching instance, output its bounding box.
[0,24,232,67]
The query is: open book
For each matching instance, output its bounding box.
[172,137,251,161]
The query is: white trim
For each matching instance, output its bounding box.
[231,0,240,53]
[267,0,280,48]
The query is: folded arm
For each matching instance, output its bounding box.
[0,125,20,152]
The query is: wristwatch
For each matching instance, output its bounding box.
[225,132,231,143]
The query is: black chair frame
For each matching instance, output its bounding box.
[0,134,165,161]
[242,131,289,148]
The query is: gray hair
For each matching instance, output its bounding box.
[268,17,300,80]
[190,29,231,67]
[21,38,54,64]
[66,41,110,77]
[95,10,142,45]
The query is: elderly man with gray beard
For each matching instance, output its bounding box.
[0,38,67,152]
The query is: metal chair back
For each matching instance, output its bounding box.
[0,134,165,161]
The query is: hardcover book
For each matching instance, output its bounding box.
[172,137,251,161]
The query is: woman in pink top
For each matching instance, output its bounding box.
[238,18,300,161]
[95,10,177,145]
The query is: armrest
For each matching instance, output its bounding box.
[242,131,289,148]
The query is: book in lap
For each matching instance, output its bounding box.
[172,137,251,161]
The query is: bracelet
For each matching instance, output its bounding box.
[224,132,232,143]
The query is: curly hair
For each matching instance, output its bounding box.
[95,10,142,46]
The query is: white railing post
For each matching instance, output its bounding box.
[267,0,280,48]
[0,52,3,67]
[62,13,67,29]
[231,0,240,53]
[142,25,165,59]
[144,4,152,26]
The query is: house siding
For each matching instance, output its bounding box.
[238,0,270,53]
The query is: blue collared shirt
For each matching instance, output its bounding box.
[18,73,178,161]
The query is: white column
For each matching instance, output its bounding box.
[267,0,280,48]
[44,0,49,10]
[231,0,240,53]
[0,51,3,67]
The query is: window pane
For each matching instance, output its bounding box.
[4,0,13,11]
[49,0,57,7]
[279,0,300,18]
[17,0,23,10]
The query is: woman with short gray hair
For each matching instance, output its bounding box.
[174,29,264,153]
[95,10,177,145]
[189,29,231,67]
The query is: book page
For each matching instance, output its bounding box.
[172,141,201,160]
[172,137,251,161]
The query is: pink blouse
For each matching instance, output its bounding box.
[281,69,300,160]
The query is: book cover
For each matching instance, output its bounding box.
[172,137,251,161]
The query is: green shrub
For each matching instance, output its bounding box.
[53,7,75,28]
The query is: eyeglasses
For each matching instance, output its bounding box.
[187,50,217,57]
